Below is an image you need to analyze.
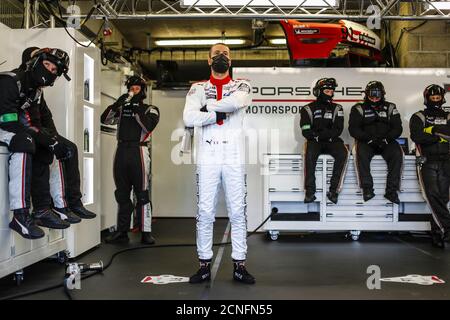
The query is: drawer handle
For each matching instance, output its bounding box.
[269,188,276,192]
[291,188,300,191]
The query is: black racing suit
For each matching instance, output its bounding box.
[300,100,349,195]
[101,96,159,232]
[349,100,403,193]
[410,107,450,234]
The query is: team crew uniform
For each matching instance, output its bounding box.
[183,73,254,284]
[410,84,450,248]
[349,81,403,204]
[300,78,349,204]
[101,76,160,245]
[0,48,78,238]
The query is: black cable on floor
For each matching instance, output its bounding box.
[1,210,277,301]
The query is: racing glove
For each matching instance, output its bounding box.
[49,141,74,160]
[423,126,434,135]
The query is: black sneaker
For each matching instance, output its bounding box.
[70,206,97,219]
[363,189,375,202]
[189,260,211,284]
[304,193,316,203]
[9,209,45,239]
[431,232,445,249]
[233,261,255,284]
[384,191,400,204]
[327,190,339,204]
[105,231,129,244]
[33,209,70,229]
[141,232,155,245]
[53,207,82,224]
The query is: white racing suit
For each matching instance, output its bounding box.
[183,75,252,261]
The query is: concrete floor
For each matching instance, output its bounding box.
[1,218,450,300]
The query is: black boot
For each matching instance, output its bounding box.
[105,231,129,244]
[431,232,445,249]
[327,190,339,204]
[53,207,82,224]
[363,188,375,202]
[141,232,155,245]
[70,205,97,219]
[304,192,316,203]
[443,231,450,243]
[189,260,211,284]
[33,209,70,229]
[384,191,400,204]
[9,209,45,239]
[233,260,255,284]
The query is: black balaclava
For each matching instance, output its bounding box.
[318,90,334,104]
[211,54,230,74]
[314,78,337,104]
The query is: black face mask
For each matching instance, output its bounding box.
[365,96,383,108]
[425,100,444,109]
[131,90,146,102]
[318,90,333,103]
[211,54,230,74]
[30,61,58,87]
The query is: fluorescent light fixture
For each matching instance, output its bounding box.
[154,39,246,46]
[427,1,450,10]
[181,0,338,7]
[270,38,287,45]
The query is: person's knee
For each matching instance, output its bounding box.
[9,132,35,154]
[114,190,131,204]
[135,190,150,205]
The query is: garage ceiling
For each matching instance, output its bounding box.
[113,19,285,48]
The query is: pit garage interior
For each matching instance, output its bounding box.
[0,0,450,301]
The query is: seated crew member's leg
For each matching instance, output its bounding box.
[381,142,403,204]
[355,142,376,201]
[56,135,96,219]
[325,141,349,204]
[2,129,45,239]
[304,140,322,203]
[31,149,70,229]
[48,158,81,224]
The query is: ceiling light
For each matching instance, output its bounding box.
[427,1,450,10]
[154,39,246,46]
[270,38,287,45]
[181,0,338,7]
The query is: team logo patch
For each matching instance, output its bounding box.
[324,112,333,119]
[237,82,251,93]
[187,87,196,96]
[392,108,399,115]
[141,275,189,285]
[338,110,344,117]
[301,124,311,130]
[380,274,445,286]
